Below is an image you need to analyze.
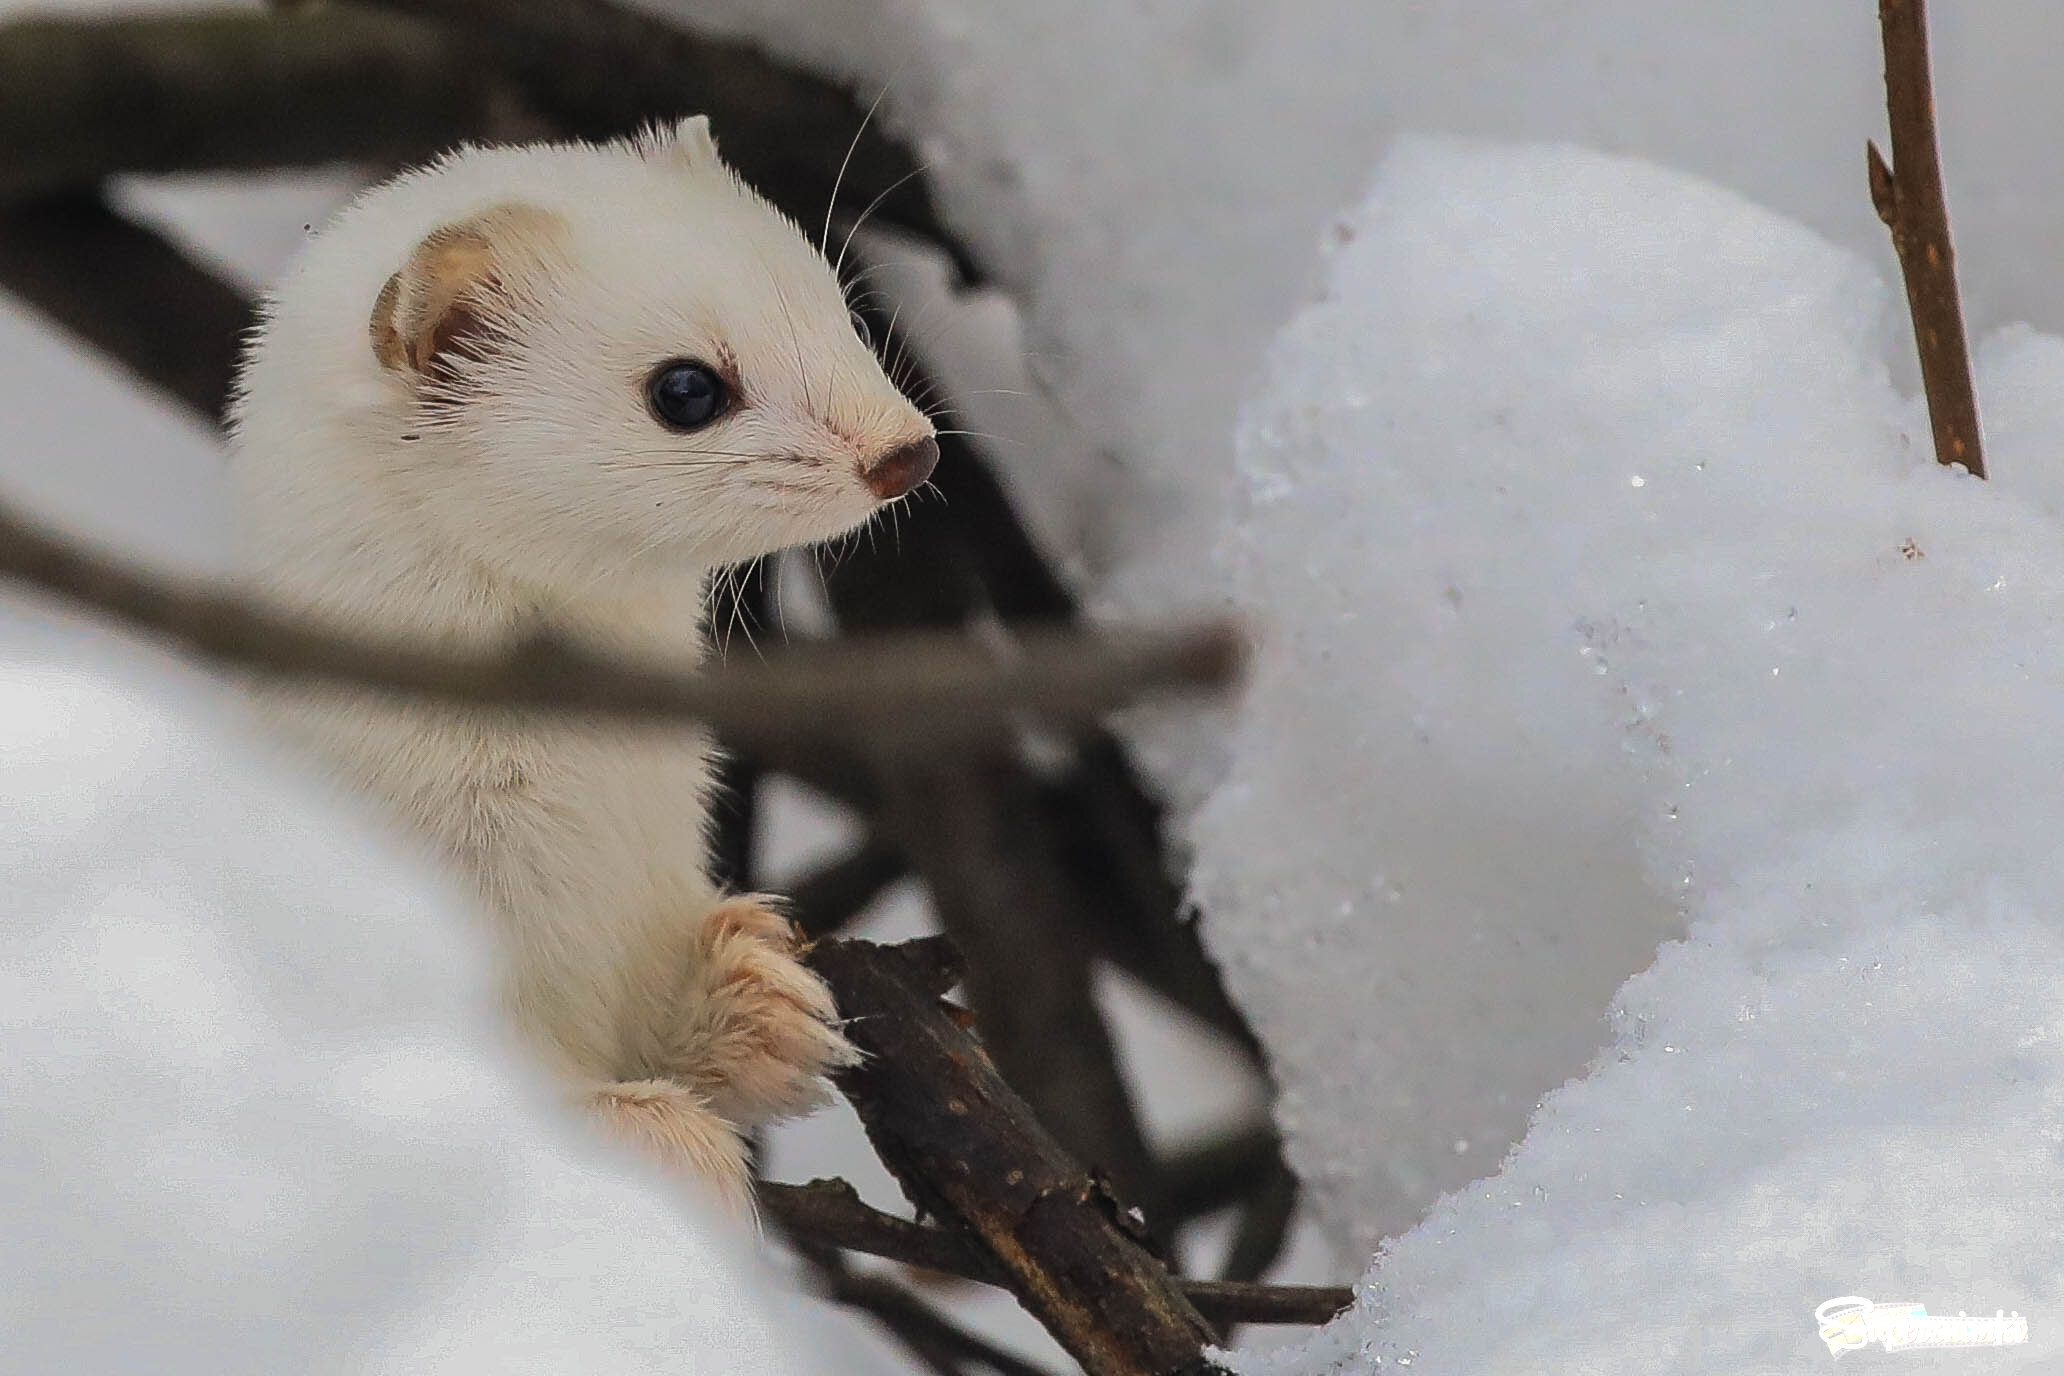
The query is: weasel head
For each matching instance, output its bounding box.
[248,117,937,584]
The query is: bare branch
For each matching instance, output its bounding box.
[353,0,972,273]
[775,1213,1060,1376]
[785,838,907,940]
[1161,1124,1283,1225]
[809,937,1227,1375]
[1218,1157,1299,1287]
[878,757,1168,1228]
[758,1177,1354,1330]
[0,194,250,421]
[0,10,517,196]
[0,495,1238,747]
[810,1263,1060,1376]
[1870,0,1985,477]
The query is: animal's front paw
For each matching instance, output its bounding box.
[668,895,859,1127]
[589,1079,754,1218]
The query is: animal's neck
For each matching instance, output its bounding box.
[243,453,712,668]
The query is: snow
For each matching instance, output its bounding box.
[0,649,888,1374]
[1206,136,2064,1373]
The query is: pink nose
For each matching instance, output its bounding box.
[862,436,940,500]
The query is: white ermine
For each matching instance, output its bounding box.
[230,117,938,1213]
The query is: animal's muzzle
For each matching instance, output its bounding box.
[863,436,941,500]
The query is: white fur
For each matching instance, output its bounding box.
[229,120,933,1209]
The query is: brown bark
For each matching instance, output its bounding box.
[758,1177,1353,1328]
[808,937,1232,1376]
[1870,0,1985,477]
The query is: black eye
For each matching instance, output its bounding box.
[647,360,730,431]
[850,309,874,351]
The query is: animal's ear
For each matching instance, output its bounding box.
[665,114,723,171]
[370,203,565,385]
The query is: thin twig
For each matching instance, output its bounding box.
[0,494,1237,746]
[757,1178,1353,1329]
[1869,0,1985,478]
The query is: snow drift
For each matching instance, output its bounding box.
[0,650,878,1374]
[1207,137,2064,1373]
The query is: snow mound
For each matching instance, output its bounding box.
[1207,137,2064,1373]
[0,655,862,1374]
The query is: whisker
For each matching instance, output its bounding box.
[730,558,766,663]
[599,460,755,471]
[751,252,815,415]
[606,447,779,461]
[834,160,933,280]
[838,259,921,294]
[823,83,892,255]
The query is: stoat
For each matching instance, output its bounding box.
[229,117,938,1213]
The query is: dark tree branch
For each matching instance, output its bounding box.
[878,756,1168,1231]
[1036,740,1259,1053]
[813,287,1284,1239]
[812,1263,1060,1376]
[1161,1125,1282,1225]
[773,1216,1060,1376]
[785,837,908,939]
[1870,0,1985,478]
[833,288,1263,1053]
[757,1177,1352,1329]
[353,0,973,273]
[0,9,519,196]
[1218,1157,1299,1287]
[807,937,1227,1376]
[705,557,776,891]
[0,193,251,421]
